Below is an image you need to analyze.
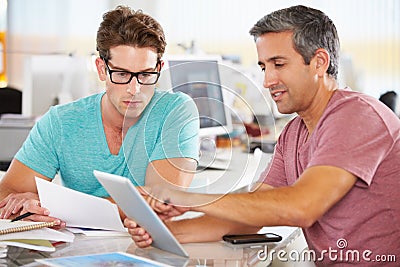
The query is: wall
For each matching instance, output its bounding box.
[6,0,109,90]
[5,0,400,99]
[154,0,400,98]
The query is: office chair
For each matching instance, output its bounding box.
[379,91,397,113]
[0,87,23,171]
[0,86,23,116]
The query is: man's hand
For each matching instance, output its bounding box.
[0,192,66,228]
[124,217,153,248]
[138,186,190,220]
[0,192,42,219]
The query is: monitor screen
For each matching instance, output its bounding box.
[159,56,232,137]
[22,55,92,117]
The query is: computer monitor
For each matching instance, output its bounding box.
[158,55,232,138]
[22,55,92,117]
[0,124,32,170]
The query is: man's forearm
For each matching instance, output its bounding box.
[187,188,303,228]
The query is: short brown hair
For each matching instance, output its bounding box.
[96,6,166,61]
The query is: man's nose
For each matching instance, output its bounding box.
[263,68,278,89]
[126,76,141,95]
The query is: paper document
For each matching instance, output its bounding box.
[0,243,7,258]
[0,219,74,243]
[0,239,56,252]
[66,227,129,237]
[36,178,125,232]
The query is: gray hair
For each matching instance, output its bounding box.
[249,5,340,80]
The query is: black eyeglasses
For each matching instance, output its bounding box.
[102,58,160,85]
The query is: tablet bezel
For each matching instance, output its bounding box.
[93,170,188,258]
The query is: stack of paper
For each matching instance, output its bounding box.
[66,227,129,237]
[0,219,74,253]
[0,243,7,258]
[0,239,55,252]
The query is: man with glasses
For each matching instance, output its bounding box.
[0,6,199,226]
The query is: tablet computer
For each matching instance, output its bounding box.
[93,170,189,258]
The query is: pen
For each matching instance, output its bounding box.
[10,212,35,222]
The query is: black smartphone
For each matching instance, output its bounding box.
[222,233,282,244]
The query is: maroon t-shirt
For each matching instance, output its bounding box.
[263,89,400,266]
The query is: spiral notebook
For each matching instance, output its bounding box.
[0,219,56,235]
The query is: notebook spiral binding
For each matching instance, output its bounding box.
[0,221,56,235]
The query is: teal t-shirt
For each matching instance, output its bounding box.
[15,90,199,197]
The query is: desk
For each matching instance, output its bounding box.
[3,229,304,267]
[191,148,272,194]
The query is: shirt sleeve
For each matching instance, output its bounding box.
[308,100,394,186]
[15,107,61,178]
[260,131,289,187]
[149,93,200,162]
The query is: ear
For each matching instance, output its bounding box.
[312,48,330,77]
[159,59,165,71]
[95,57,107,81]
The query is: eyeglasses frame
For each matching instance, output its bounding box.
[101,57,161,85]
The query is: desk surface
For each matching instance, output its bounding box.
[191,148,273,194]
[4,228,303,267]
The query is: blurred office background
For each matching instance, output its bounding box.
[0,0,399,117]
[0,0,399,170]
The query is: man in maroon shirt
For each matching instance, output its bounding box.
[127,5,399,266]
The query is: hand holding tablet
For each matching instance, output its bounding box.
[93,170,189,258]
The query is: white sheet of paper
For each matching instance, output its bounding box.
[66,227,130,237]
[36,178,125,232]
